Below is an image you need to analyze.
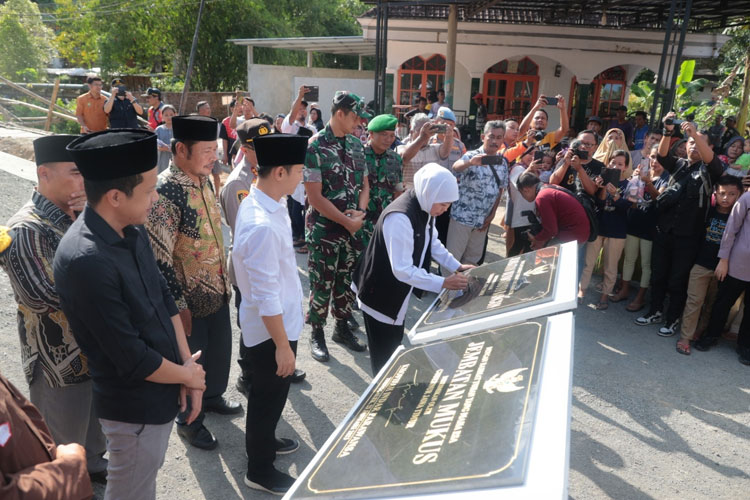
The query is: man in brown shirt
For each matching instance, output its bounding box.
[75,77,107,134]
[0,367,93,500]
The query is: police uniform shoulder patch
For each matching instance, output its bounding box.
[237,190,249,203]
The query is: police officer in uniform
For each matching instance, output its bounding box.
[304,91,371,362]
[362,114,404,247]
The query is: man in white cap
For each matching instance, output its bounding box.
[353,163,473,375]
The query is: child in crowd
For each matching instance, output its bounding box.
[670,138,688,160]
[723,137,748,177]
[674,175,742,355]
[155,104,177,173]
[539,151,555,183]
[611,145,671,311]
[694,188,750,366]
[579,149,632,309]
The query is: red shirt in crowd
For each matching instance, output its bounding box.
[534,188,590,246]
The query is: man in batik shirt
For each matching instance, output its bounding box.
[147,115,239,451]
[0,135,107,482]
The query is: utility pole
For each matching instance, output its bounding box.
[179,0,206,114]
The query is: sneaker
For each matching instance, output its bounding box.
[635,311,662,325]
[275,437,300,455]
[658,319,679,337]
[244,468,296,495]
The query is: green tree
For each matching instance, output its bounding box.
[0,0,55,79]
[51,0,101,68]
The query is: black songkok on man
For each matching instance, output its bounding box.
[66,129,157,180]
[33,134,79,166]
[172,115,219,142]
[253,134,308,174]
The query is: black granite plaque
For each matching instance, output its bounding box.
[416,247,560,332]
[290,319,547,499]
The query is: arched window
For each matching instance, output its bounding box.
[593,66,626,118]
[397,54,446,107]
[482,57,539,121]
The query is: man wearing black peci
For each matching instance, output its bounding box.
[54,129,206,500]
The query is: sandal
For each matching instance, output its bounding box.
[676,340,691,356]
[626,301,645,312]
[595,301,609,310]
[609,293,627,303]
[295,245,308,254]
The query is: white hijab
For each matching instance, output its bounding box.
[413,163,459,212]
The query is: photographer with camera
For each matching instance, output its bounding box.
[635,112,724,337]
[398,114,452,190]
[104,78,143,129]
[549,130,604,196]
[518,94,568,149]
[282,85,317,136]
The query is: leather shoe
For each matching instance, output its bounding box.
[693,338,718,352]
[244,467,295,495]
[275,437,299,454]
[333,320,367,352]
[176,423,218,450]
[289,369,306,383]
[203,396,243,415]
[310,326,329,362]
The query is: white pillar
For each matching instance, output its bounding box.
[307,51,313,68]
[246,46,253,89]
[358,54,363,71]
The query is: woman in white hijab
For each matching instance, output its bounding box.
[353,163,474,375]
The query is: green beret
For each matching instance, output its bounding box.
[367,114,398,132]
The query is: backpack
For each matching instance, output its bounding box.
[542,184,599,242]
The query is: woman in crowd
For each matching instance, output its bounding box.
[308,107,325,132]
[579,149,632,309]
[611,145,670,311]
[273,113,285,134]
[593,128,629,164]
[155,104,177,173]
[720,135,745,175]
[670,138,689,160]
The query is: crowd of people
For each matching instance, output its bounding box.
[1,76,749,499]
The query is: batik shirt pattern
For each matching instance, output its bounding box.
[0,191,88,387]
[147,165,230,318]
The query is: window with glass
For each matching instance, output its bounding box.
[396,54,446,107]
[482,57,539,121]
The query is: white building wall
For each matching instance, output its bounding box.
[248,64,374,121]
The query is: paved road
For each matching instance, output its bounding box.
[0,166,747,499]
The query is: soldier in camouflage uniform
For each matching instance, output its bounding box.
[362,114,404,247]
[304,91,372,362]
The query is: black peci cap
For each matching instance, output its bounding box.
[254,134,308,171]
[66,129,157,180]
[172,115,219,142]
[33,134,79,166]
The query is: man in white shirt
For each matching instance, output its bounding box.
[232,133,309,495]
[398,113,450,190]
[352,163,473,375]
[281,85,317,136]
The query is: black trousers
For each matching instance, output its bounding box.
[176,302,232,428]
[287,195,305,242]
[702,275,750,351]
[508,226,533,257]
[648,230,701,323]
[234,286,252,382]
[436,207,451,248]
[245,338,297,475]
[363,311,405,376]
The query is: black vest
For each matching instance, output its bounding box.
[353,190,432,321]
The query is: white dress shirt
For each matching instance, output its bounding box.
[233,186,304,348]
[356,212,461,325]
[281,115,316,135]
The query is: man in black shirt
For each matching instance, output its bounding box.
[104,78,143,129]
[549,130,604,196]
[635,114,724,336]
[54,129,206,500]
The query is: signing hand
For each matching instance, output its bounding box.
[442,272,469,290]
[275,345,296,378]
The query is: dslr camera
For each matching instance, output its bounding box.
[116,85,127,97]
[521,210,543,237]
[664,117,684,127]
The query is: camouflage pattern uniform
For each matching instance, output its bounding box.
[361,144,403,247]
[304,124,368,327]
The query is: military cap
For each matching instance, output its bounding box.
[172,115,218,142]
[254,134,308,170]
[66,129,157,181]
[33,135,78,166]
[367,114,398,132]
[333,91,372,119]
[237,118,273,146]
[146,87,161,97]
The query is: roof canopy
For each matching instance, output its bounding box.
[228,36,375,56]
[361,0,750,32]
